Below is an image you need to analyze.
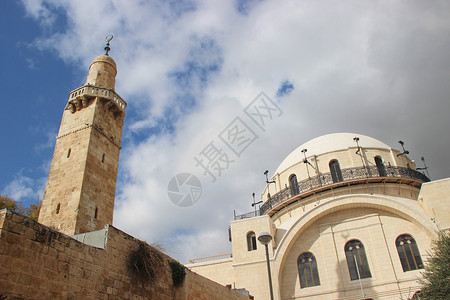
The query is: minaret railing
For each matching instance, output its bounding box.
[68,85,127,111]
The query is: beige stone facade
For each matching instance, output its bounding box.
[38,54,126,235]
[188,133,449,299]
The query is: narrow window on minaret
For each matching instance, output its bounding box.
[56,203,61,214]
[67,148,71,158]
[94,207,98,219]
[102,153,105,163]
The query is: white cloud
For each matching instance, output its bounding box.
[2,171,46,204]
[20,0,450,262]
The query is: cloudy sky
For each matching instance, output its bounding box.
[1,0,450,263]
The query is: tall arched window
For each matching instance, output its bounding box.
[329,160,343,183]
[374,156,386,177]
[298,252,321,288]
[345,240,371,280]
[289,174,299,196]
[396,235,424,271]
[247,232,257,251]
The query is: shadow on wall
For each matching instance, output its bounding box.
[336,258,375,300]
[279,228,322,299]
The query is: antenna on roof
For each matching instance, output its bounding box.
[104,34,113,55]
[397,140,410,157]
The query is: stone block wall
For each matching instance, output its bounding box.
[39,95,125,236]
[0,210,250,299]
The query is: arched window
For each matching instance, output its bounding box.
[67,148,71,158]
[101,153,105,163]
[345,240,371,280]
[329,160,343,183]
[396,235,424,271]
[94,207,98,219]
[247,232,257,251]
[374,156,386,177]
[56,203,61,214]
[289,174,299,196]
[298,252,321,288]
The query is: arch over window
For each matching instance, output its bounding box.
[374,156,386,177]
[329,160,343,183]
[298,252,321,288]
[345,240,371,280]
[289,174,299,196]
[247,232,257,251]
[396,235,423,271]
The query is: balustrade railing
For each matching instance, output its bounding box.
[235,166,429,220]
[69,85,127,111]
[189,253,233,264]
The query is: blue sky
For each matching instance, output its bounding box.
[0,1,75,206]
[2,0,450,263]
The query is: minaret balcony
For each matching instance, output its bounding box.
[66,85,127,113]
[235,166,430,220]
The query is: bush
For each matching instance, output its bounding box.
[419,231,450,299]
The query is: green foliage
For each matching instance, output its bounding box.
[419,231,450,299]
[0,195,41,221]
[169,260,186,288]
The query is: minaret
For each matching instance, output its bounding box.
[38,38,126,235]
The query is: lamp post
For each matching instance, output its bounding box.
[258,232,274,300]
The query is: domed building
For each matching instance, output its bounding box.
[188,133,450,300]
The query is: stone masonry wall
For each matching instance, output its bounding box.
[39,95,125,235]
[0,210,249,300]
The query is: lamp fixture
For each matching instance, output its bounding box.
[301,148,315,170]
[353,137,361,154]
[397,140,410,157]
[264,170,276,184]
[258,232,274,300]
[416,156,431,179]
[251,192,262,207]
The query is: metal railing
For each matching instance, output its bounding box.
[234,210,260,220]
[235,166,429,220]
[189,253,232,264]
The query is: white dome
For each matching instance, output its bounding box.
[275,133,391,175]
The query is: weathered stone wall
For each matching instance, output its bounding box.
[39,94,125,236]
[39,54,125,236]
[0,210,249,300]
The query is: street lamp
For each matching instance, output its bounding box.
[258,232,274,300]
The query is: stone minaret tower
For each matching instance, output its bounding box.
[39,46,126,235]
